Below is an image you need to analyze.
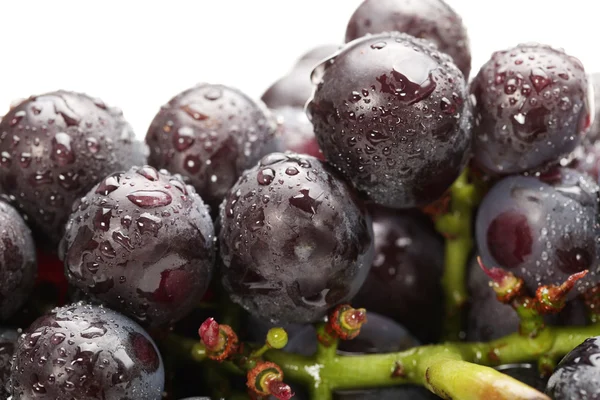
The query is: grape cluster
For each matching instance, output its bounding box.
[1,0,600,398]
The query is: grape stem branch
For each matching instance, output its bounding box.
[172,324,600,399]
[436,169,478,340]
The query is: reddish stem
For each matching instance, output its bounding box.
[344,308,367,329]
[477,256,509,284]
[552,270,588,300]
[199,317,220,349]
[267,379,294,400]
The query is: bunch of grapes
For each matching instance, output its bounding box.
[2,0,600,399]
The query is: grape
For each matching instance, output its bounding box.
[218,152,374,324]
[0,91,145,244]
[61,165,215,327]
[587,73,600,143]
[10,302,164,399]
[262,45,339,110]
[352,206,444,343]
[178,398,211,400]
[284,313,438,399]
[297,45,341,65]
[495,364,547,393]
[307,32,472,208]
[569,141,600,183]
[345,0,471,78]
[466,256,519,341]
[273,107,322,159]
[546,336,600,399]
[0,200,36,320]
[470,44,590,176]
[145,84,279,211]
[476,168,600,296]
[0,329,17,398]
[262,63,315,110]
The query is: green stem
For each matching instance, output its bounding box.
[437,169,476,340]
[514,299,546,338]
[169,322,600,399]
[263,324,600,399]
[250,344,270,359]
[309,323,339,400]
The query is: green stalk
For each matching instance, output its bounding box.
[437,169,477,340]
[263,324,600,399]
[169,320,600,399]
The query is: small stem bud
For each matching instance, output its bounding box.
[344,308,367,329]
[325,304,368,341]
[198,318,239,361]
[267,379,294,400]
[266,327,289,349]
[199,318,219,349]
[247,361,293,398]
[477,257,524,303]
[535,270,588,314]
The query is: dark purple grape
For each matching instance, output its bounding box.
[285,313,437,399]
[60,165,215,327]
[145,84,278,211]
[476,168,600,297]
[345,0,471,78]
[219,152,374,324]
[471,44,590,176]
[553,297,588,327]
[466,256,519,341]
[178,398,211,400]
[273,107,323,159]
[10,302,164,399]
[262,45,340,110]
[0,200,36,320]
[297,45,340,65]
[262,64,315,110]
[0,329,17,398]
[307,32,472,208]
[569,141,600,183]
[0,91,145,244]
[352,206,444,343]
[546,336,600,399]
[495,364,547,393]
[586,73,600,143]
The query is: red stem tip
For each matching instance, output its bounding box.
[477,256,508,284]
[199,317,220,348]
[268,379,294,400]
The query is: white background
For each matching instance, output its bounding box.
[0,0,596,138]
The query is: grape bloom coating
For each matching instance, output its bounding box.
[307,32,472,209]
[60,166,215,327]
[219,152,374,324]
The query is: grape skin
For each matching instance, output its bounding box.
[10,302,164,399]
[307,32,472,208]
[219,152,374,324]
[61,166,215,327]
[546,336,600,399]
[352,206,444,343]
[476,168,600,296]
